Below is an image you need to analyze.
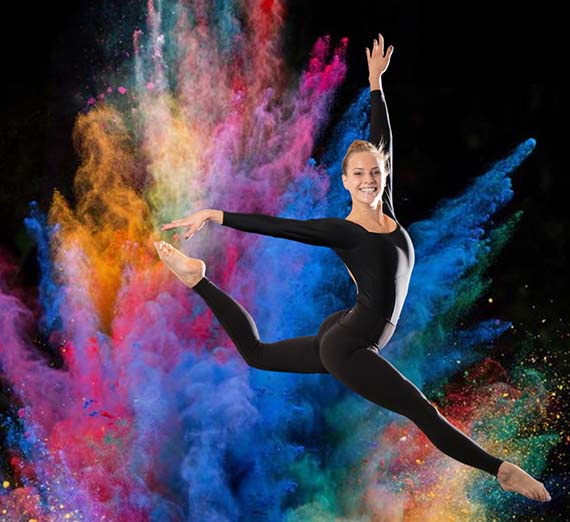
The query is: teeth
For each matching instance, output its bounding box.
[360,188,376,192]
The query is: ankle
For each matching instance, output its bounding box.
[190,275,207,289]
[497,461,512,479]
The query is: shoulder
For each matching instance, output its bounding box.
[312,217,364,248]
[313,217,360,229]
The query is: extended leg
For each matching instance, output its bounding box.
[193,277,331,373]
[319,325,504,476]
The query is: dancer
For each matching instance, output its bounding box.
[154,33,551,502]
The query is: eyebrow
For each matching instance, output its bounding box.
[352,167,381,171]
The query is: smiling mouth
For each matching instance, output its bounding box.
[359,188,377,193]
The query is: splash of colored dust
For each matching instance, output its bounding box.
[0,1,561,521]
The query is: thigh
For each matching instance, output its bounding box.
[320,323,429,414]
[259,335,328,373]
[345,347,430,414]
[319,319,375,373]
[255,308,349,374]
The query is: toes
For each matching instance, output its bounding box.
[537,483,550,502]
[157,241,174,255]
[154,241,174,260]
[153,241,164,256]
[162,241,175,254]
[524,489,536,501]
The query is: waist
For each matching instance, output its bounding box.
[353,298,397,327]
[338,302,396,346]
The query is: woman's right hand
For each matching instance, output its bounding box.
[366,32,394,80]
[160,209,211,240]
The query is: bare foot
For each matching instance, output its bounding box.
[497,461,551,502]
[153,240,206,288]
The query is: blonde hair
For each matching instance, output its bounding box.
[342,138,390,179]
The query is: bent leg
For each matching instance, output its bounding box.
[320,324,504,476]
[193,277,333,373]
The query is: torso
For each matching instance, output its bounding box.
[341,215,399,285]
[336,215,415,327]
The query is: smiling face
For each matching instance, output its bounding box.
[342,151,386,204]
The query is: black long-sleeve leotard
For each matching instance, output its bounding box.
[191,89,504,477]
[221,89,415,327]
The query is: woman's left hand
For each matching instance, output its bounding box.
[366,32,394,80]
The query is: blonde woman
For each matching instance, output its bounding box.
[155,33,551,503]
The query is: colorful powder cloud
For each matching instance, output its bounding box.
[0,1,561,521]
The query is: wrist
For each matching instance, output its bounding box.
[369,76,382,91]
[207,209,223,224]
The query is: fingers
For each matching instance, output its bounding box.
[183,223,198,240]
[369,33,394,59]
[159,218,198,241]
[161,220,182,230]
[161,218,188,230]
[160,224,194,239]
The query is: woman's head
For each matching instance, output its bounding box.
[341,139,390,205]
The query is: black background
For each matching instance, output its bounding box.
[0,0,568,517]
[1,1,567,296]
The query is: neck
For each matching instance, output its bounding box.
[348,201,389,225]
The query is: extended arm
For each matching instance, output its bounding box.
[370,86,395,221]
[221,211,358,249]
[162,209,356,247]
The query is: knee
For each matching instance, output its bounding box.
[396,391,439,420]
[413,398,440,421]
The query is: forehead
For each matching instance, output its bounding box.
[348,151,381,170]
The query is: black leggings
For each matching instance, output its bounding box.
[193,276,504,477]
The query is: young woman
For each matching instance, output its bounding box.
[155,33,551,503]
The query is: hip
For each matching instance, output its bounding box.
[337,302,397,349]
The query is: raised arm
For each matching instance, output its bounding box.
[370,87,395,221]
[366,32,395,221]
[221,211,359,250]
